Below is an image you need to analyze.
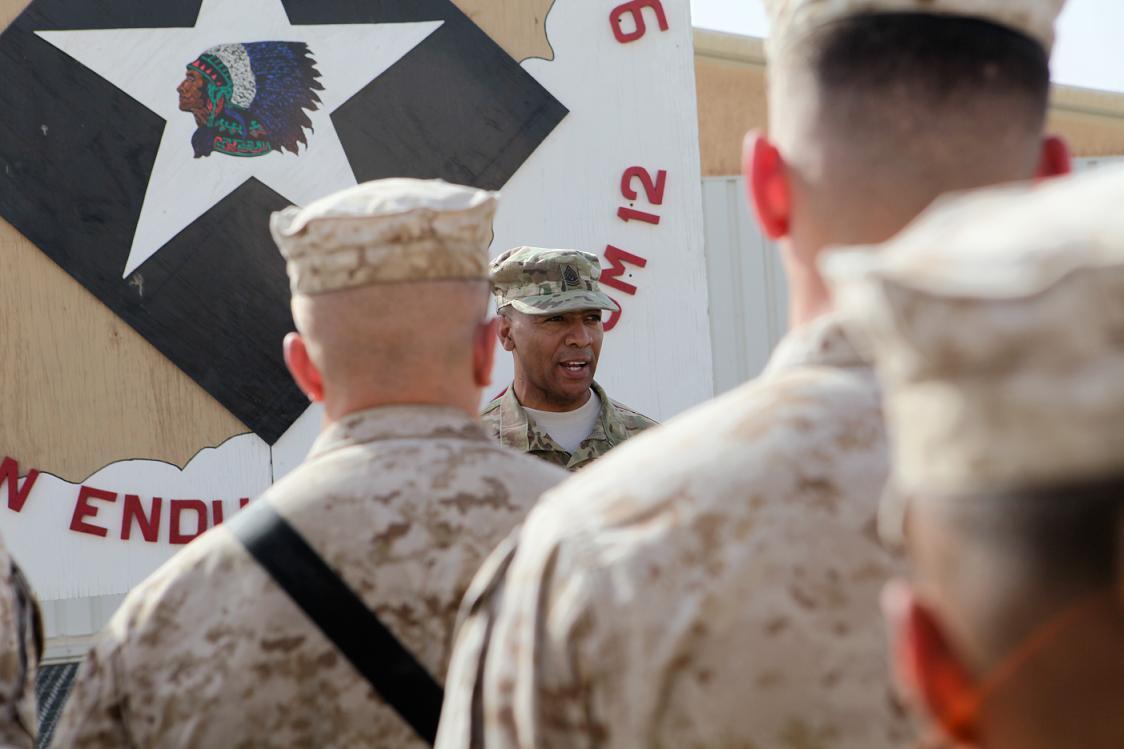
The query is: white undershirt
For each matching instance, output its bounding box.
[524,390,602,454]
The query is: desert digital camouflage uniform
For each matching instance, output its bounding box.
[824,163,1124,749]
[51,409,565,749]
[436,2,1068,745]
[481,382,657,471]
[823,163,1124,532]
[764,0,1062,53]
[50,179,569,749]
[0,535,41,749]
[437,313,911,749]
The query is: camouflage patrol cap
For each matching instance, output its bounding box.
[491,247,620,315]
[270,178,498,296]
[823,164,1124,542]
[765,0,1066,53]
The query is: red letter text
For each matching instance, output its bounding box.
[610,0,669,44]
[0,457,40,513]
[600,245,649,296]
[70,486,117,537]
[170,500,209,545]
[121,495,162,543]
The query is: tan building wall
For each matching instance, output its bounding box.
[693,29,1124,177]
[694,32,768,178]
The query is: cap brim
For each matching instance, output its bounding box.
[507,291,620,315]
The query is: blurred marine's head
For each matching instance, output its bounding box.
[825,165,1124,749]
[752,1,1070,326]
[270,178,500,421]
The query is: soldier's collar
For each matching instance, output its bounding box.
[495,387,534,453]
[309,404,488,459]
[762,312,870,377]
[503,383,619,458]
[586,382,626,445]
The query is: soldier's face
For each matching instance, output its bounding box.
[501,309,603,410]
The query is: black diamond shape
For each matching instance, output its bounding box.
[0,0,567,443]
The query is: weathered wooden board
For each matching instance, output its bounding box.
[453,0,557,62]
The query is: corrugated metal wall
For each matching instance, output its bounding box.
[41,594,125,662]
[701,176,788,395]
[699,158,1121,397]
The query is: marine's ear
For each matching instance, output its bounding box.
[474,318,500,388]
[743,131,791,240]
[283,332,324,403]
[883,579,980,746]
[1036,135,1071,180]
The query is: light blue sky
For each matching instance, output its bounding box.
[690,0,1124,93]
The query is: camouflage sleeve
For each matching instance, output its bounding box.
[436,535,518,749]
[436,512,610,749]
[48,632,132,748]
[0,559,41,749]
[608,400,658,437]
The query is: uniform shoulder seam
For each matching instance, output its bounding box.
[610,400,657,424]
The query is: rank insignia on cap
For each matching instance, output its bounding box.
[563,264,581,289]
[490,247,620,316]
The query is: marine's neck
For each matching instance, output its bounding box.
[320,388,479,430]
[781,245,834,330]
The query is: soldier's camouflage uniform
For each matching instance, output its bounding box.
[0,535,41,749]
[436,314,912,749]
[487,247,656,470]
[51,406,567,749]
[489,248,619,318]
[481,382,657,472]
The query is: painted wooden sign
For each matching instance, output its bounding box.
[0,0,710,616]
[4,0,563,444]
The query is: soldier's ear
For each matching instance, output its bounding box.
[474,318,500,388]
[497,313,516,352]
[283,332,325,402]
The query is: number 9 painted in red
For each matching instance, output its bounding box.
[610,0,669,44]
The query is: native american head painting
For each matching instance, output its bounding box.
[177,42,323,158]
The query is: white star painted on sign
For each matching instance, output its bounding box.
[37,0,442,276]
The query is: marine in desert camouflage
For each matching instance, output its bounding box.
[436,1,1071,747]
[0,532,41,749]
[825,165,1124,749]
[50,179,567,749]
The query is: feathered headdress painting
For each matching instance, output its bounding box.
[178,41,324,158]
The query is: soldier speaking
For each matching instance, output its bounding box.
[484,247,657,471]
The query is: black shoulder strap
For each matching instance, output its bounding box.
[229,502,444,745]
